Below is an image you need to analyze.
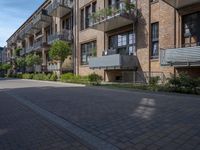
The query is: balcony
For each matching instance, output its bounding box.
[20,48,26,56]
[33,37,46,51]
[24,23,38,36]
[89,50,138,70]
[89,1,138,32]
[162,0,200,9]
[47,0,72,17]
[47,30,72,44]
[160,44,200,67]
[26,46,34,54]
[32,10,52,29]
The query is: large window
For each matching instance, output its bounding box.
[81,41,96,65]
[80,2,96,30]
[109,31,135,55]
[151,22,159,59]
[182,12,200,47]
[62,17,72,30]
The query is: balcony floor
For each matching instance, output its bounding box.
[163,0,200,9]
[49,5,71,18]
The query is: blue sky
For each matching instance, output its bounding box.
[0,0,44,47]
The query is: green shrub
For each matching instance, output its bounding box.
[22,73,33,79]
[88,73,103,85]
[60,73,89,84]
[32,73,46,80]
[60,73,74,81]
[49,74,58,81]
[167,73,200,94]
[149,76,160,86]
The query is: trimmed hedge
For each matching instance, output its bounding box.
[60,73,89,84]
[20,73,57,81]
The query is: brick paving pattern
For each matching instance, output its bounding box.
[1,79,200,150]
[0,92,90,150]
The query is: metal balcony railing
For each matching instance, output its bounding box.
[89,0,138,31]
[160,42,200,67]
[47,0,73,17]
[32,10,52,28]
[20,48,26,56]
[33,38,45,50]
[26,46,34,54]
[89,48,138,69]
[47,30,72,44]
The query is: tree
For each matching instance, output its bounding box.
[16,57,26,68]
[1,63,12,75]
[16,57,26,73]
[25,54,41,68]
[49,40,71,74]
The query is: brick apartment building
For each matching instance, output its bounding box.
[6,0,200,82]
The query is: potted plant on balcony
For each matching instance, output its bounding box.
[105,7,113,19]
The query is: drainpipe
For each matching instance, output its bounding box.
[73,0,78,75]
[148,0,151,84]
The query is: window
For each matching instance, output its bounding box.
[80,9,84,30]
[62,18,72,30]
[182,12,200,47]
[80,2,96,30]
[151,22,159,59]
[150,0,159,3]
[85,5,91,28]
[109,31,135,55]
[81,41,96,65]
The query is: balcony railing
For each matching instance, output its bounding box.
[26,46,34,54]
[89,0,138,31]
[32,10,52,29]
[160,43,200,67]
[20,48,26,56]
[162,0,200,9]
[47,30,72,44]
[47,0,72,17]
[89,49,138,69]
[33,38,46,50]
[47,62,60,71]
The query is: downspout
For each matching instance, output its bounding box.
[133,0,138,84]
[148,0,151,83]
[103,0,106,81]
[173,8,177,77]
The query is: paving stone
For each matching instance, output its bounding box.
[1,79,200,150]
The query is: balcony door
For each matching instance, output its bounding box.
[182,11,200,47]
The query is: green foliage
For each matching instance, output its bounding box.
[2,63,12,71]
[49,40,71,62]
[49,74,58,81]
[90,2,136,23]
[25,54,41,67]
[15,48,22,57]
[149,76,160,86]
[167,73,200,94]
[60,73,89,84]
[21,73,57,81]
[88,73,103,85]
[22,73,33,79]
[16,57,26,68]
